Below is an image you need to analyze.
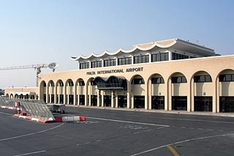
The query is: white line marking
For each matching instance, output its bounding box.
[130,133,234,156]
[0,111,12,116]
[13,150,46,156]
[87,117,170,127]
[0,123,65,142]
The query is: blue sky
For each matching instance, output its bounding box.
[0,0,233,88]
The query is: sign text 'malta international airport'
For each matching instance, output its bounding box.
[86,67,143,75]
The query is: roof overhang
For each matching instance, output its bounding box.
[71,38,215,61]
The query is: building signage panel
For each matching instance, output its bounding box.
[86,67,143,75]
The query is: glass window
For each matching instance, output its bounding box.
[151,53,168,62]
[152,77,164,84]
[194,75,212,83]
[79,62,89,69]
[172,53,189,60]
[219,75,225,82]
[205,75,211,82]
[118,57,132,65]
[91,60,102,68]
[172,76,187,83]
[68,81,74,86]
[90,80,96,86]
[219,74,234,82]
[133,55,149,64]
[104,59,116,67]
[131,78,145,84]
[226,75,232,81]
[79,81,85,86]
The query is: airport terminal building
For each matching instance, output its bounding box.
[5,38,234,113]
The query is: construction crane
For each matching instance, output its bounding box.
[0,63,58,86]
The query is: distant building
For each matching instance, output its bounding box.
[4,38,234,113]
[4,87,38,99]
[0,89,4,95]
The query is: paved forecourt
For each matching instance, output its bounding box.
[0,106,234,156]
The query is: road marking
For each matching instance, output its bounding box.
[167,145,180,156]
[130,133,234,156]
[156,116,234,125]
[0,123,65,142]
[13,150,46,156]
[0,111,12,116]
[87,117,170,127]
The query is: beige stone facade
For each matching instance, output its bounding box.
[4,38,234,113]
[5,87,38,99]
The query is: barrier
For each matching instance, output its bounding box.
[1,96,86,123]
[55,116,86,122]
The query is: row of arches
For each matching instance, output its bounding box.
[39,69,234,113]
[6,93,37,100]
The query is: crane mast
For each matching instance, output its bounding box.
[0,64,48,86]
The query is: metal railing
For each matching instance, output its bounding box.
[0,96,54,121]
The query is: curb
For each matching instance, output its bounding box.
[0,105,16,110]
[13,114,87,123]
[13,114,56,123]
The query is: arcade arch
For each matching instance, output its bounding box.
[56,79,64,104]
[65,79,74,105]
[148,74,165,110]
[131,75,145,108]
[192,71,213,112]
[218,69,234,112]
[169,72,187,111]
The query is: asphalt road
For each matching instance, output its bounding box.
[0,106,234,156]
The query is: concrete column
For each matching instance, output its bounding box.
[58,94,60,104]
[48,94,51,103]
[101,93,104,107]
[145,83,149,110]
[127,92,131,108]
[97,90,100,107]
[149,54,152,63]
[111,91,115,108]
[63,86,66,104]
[131,95,134,109]
[46,86,49,103]
[168,79,172,111]
[127,82,132,108]
[149,79,152,110]
[187,79,191,112]
[191,79,195,112]
[55,86,58,104]
[212,79,217,113]
[77,86,80,105]
[168,51,172,61]
[85,84,88,106]
[115,93,118,108]
[88,95,91,106]
[89,82,92,106]
[73,86,77,105]
[216,77,220,113]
